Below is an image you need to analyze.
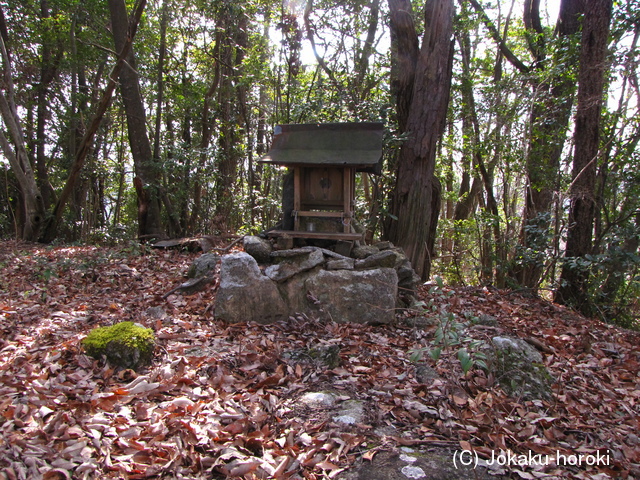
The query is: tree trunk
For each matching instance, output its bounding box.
[189,22,223,233]
[152,0,167,165]
[0,15,45,241]
[108,0,163,240]
[388,0,419,133]
[213,9,247,232]
[555,0,613,314]
[35,0,61,210]
[513,0,583,288]
[40,0,146,242]
[386,0,454,280]
[354,0,380,103]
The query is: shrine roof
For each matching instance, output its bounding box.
[259,122,384,174]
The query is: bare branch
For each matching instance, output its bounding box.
[303,0,341,89]
[467,0,530,73]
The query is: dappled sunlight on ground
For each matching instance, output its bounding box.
[0,242,638,479]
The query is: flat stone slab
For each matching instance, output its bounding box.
[327,258,355,270]
[265,249,325,282]
[337,448,507,480]
[299,392,337,409]
[352,245,380,259]
[355,250,399,269]
[270,246,318,259]
[333,399,365,425]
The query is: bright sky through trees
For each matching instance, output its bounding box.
[290,0,562,66]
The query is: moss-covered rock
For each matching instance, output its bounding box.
[82,321,155,370]
[282,344,341,368]
[486,336,553,401]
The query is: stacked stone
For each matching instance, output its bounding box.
[214,237,421,324]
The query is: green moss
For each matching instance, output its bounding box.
[82,321,155,370]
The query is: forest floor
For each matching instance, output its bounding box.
[0,240,638,480]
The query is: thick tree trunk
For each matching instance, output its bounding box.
[0,106,45,240]
[213,11,248,232]
[555,0,613,314]
[386,0,454,280]
[388,0,419,133]
[108,0,163,240]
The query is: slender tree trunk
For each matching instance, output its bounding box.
[190,31,221,233]
[40,0,146,242]
[354,0,380,104]
[112,119,127,228]
[153,3,182,238]
[0,13,45,241]
[152,0,167,165]
[67,14,86,238]
[386,0,454,280]
[108,0,163,240]
[513,0,583,288]
[35,0,61,210]
[555,0,613,314]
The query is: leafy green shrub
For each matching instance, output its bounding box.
[409,278,487,375]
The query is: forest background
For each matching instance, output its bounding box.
[0,0,639,327]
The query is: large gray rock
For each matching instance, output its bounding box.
[187,253,219,279]
[306,268,398,324]
[243,235,272,264]
[277,266,323,313]
[215,253,288,324]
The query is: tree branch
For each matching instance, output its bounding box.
[303,0,341,89]
[467,0,530,73]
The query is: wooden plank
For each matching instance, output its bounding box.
[302,167,343,205]
[343,168,352,233]
[296,211,344,218]
[293,167,301,231]
[266,230,363,241]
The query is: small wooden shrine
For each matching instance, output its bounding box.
[259,123,384,242]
